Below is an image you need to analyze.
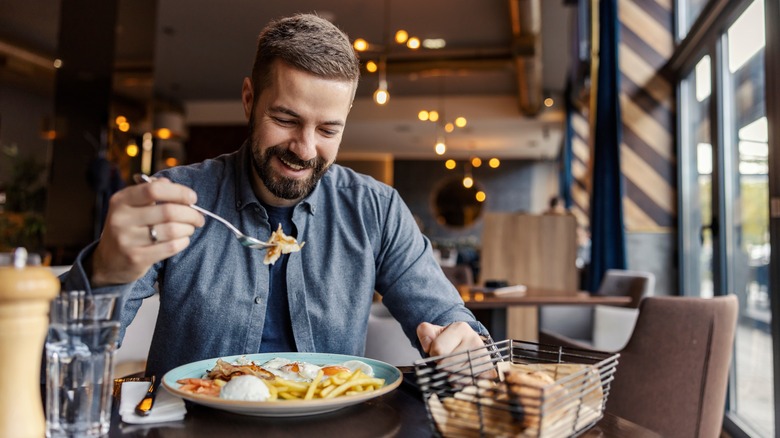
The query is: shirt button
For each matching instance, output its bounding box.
[254,297,262,304]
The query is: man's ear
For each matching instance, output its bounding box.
[241,77,254,120]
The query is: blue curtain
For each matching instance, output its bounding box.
[559,81,574,210]
[587,0,626,292]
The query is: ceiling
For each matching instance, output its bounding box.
[0,0,576,160]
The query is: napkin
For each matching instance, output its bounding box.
[489,284,527,296]
[120,381,187,424]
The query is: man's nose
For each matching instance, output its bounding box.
[289,127,317,162]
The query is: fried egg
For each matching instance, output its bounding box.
[261,358,309,382]
[298,362,324,380]
[340,360,375,377]
[260,357,375,381]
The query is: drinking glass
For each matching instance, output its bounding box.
[45,291,121,437]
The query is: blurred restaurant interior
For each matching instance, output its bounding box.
[0,0,777,436]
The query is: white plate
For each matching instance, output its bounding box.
[162,352,403,417]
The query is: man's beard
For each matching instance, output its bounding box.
[249,121,330,201]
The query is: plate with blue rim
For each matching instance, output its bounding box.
[162,352,402,417]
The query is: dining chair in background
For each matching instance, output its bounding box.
[363,300,422,366]
[545,295,738,438]
[364,264,476,365]
[539,269,655,350]
[114,293,159,377]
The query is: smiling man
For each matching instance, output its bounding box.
[63,13,490,377]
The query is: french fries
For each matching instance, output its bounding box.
[263,369,385,401]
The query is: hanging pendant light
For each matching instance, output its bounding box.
[373,56,390,105]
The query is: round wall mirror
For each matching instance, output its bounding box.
[433,177,484,228]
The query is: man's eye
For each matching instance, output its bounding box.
[320,129,338,136]
[274,118,295,125]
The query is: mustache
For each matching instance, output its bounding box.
[267,146,321,169]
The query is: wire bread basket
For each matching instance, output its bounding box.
[413,340,619,438]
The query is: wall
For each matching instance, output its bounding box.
[338,156,393,186]
[0,86,53,187]
[626,232,676,296]
[393,159,557,245]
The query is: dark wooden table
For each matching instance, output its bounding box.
[108,373,660,437]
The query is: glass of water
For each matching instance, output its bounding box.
[45,291,121,437]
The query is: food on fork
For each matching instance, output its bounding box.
[176,356,384,402]
[263,224,306,265]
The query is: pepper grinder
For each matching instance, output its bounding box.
[0,248,60,438]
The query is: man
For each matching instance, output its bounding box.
[62,13,489,377]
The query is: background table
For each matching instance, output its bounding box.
[108,373,660,437]
[460,286,632,341]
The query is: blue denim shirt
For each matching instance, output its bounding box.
[63,142,488,377]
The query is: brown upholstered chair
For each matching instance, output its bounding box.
[544,295,738,438]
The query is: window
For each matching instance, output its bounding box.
[676,0,773,436]
[677,0,710,40]
[724,2,771,435]
[680,55,714,298]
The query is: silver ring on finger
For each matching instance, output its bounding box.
[148,225,158,244]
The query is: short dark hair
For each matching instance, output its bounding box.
[251,13,360,99]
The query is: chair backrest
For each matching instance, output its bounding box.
[364,301,422,366]
[606,295,738,438]
[539,269,654,342]
[596,269,655,308]
[115,291,160,377]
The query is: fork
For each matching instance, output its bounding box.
[133,174,276,250]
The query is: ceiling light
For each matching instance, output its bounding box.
[394,30,408,44]
[428,110,439,122]
[471,157,482,167]
[406,37,420,49]
[353,38,369,51]
[544,97,554,107]
[445,159,456,170]
[488,158,500,168]
[53,59,63,68]
[156,128,172,139]
[422,38,446,49]
[373,56,390,105]
[365,60,378,73]
[462,176,474,188]
[444,123,454,133]
[455,117,467,128]
[374,86,389,105]
[435,141,446,155]
[115,115,127,125]
[475,191,486,202]
[418,110,429,121]
[125,143,139,157]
